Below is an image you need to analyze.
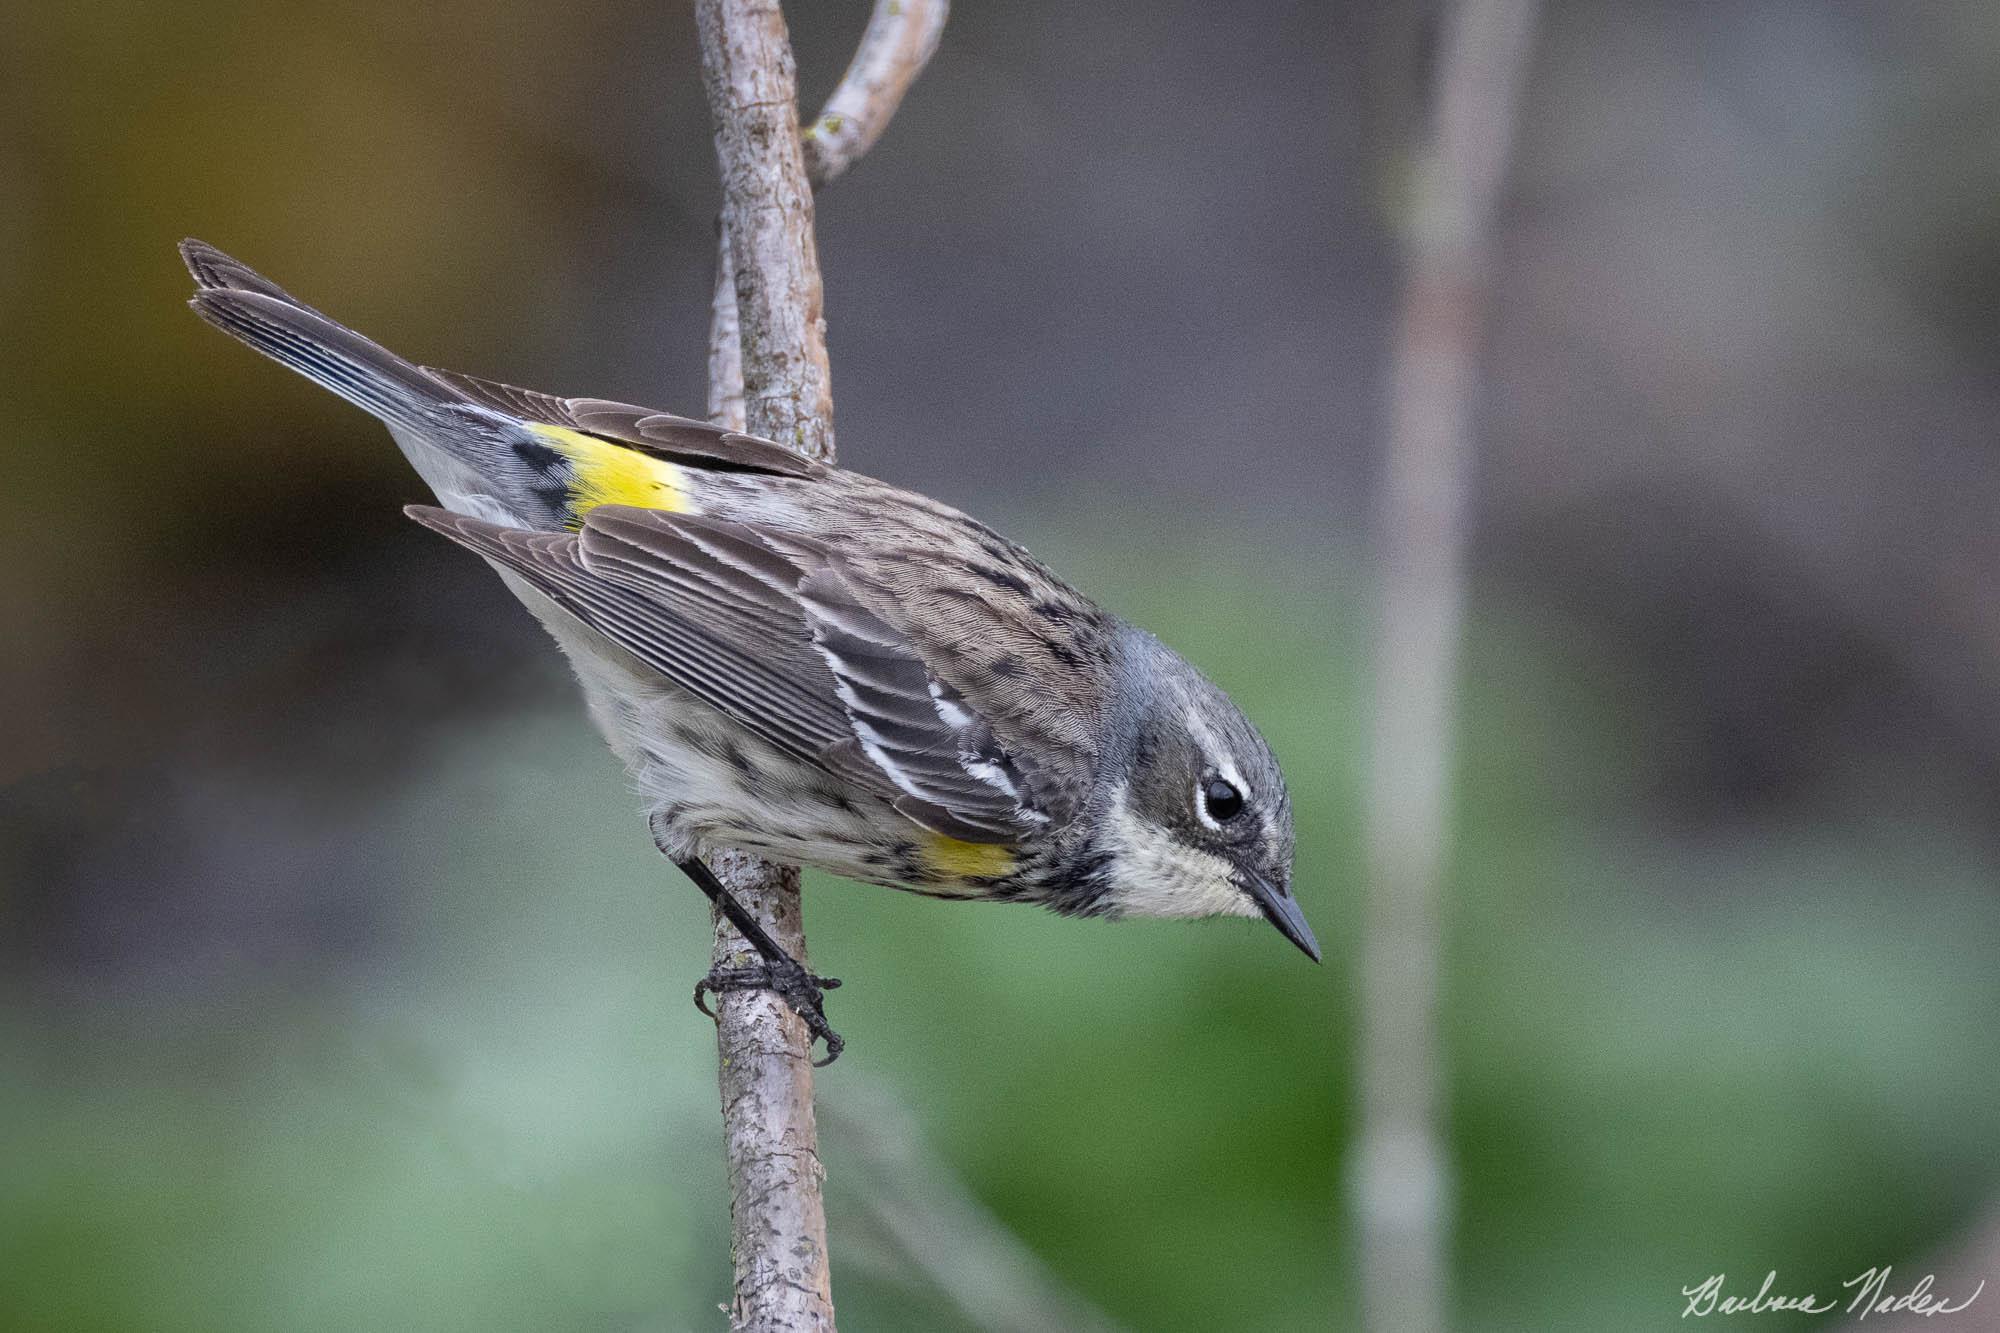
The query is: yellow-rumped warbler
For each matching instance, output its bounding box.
[183,239,1316,1061]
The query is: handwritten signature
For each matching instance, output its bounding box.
[1682,1268,1986,1319]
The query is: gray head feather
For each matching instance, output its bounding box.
[1087,630,1301,938]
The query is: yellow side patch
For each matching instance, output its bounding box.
[921,835,1018,882]
[528,424,697,523]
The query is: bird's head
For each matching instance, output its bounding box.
[1092,638,1316,961]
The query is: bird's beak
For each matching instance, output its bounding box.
[1243,872,1321,963]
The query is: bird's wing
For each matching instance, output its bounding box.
[423,369,824,479]
[407,504,1038,844]
[407,506,851,766]
[789,561,1043,842]
[823,529,1116,831]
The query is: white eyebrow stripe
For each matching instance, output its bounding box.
[1184,704,1250,830]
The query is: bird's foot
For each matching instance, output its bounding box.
[694,956,845,1065]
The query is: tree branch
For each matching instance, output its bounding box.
[706,232,746,431]
[708,0,949,433]
[1350,2,1538,1331]
[693,1,945,1328]
[700,0,835,462]
[802,0,951,188]
[695,5,835,1328]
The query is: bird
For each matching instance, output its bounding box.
[181,239,1317,1062]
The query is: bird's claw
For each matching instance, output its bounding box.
[694,957,845,1065]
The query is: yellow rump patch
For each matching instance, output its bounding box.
[921,835,1018,881]
[528,423,697,523]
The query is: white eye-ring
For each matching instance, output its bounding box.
[1197,775,1246,829]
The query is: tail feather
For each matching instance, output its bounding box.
[183,240,452,430]
[181,239,651,532]
[179,238,319,311]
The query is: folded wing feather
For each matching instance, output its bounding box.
[406,504,1036,845]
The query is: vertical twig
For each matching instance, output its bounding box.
[700,0,835,459]
[694,2,945,1328]
[707,235,746,431]
[1352,2,1539,1331]
[696,5,835,1327]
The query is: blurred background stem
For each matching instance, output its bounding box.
[1352,1,1539,1328]
[821,1082,1122,1333]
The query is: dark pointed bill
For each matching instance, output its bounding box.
[1243,872,1320,962]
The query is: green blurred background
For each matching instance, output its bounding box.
[5,2,2000,1329]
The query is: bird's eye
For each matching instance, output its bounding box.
[1202,777,1245,823]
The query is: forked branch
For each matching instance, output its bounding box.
[707,0,949,433]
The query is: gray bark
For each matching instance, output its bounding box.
[802,0,950,188]
[693,2,946,1328]
[696,2,835,1325]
